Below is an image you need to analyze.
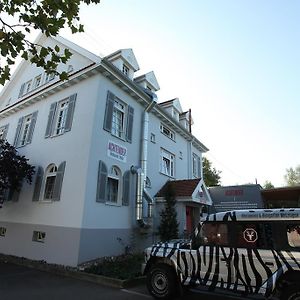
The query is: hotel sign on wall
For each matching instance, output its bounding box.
[107,141,127,163]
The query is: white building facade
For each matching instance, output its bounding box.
[0,34,210,266]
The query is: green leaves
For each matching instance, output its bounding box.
[0,140,35,201]
[0,0,101,85]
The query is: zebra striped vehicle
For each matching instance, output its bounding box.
[143,208,300,300]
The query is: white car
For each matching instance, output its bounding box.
[142,208,300,300]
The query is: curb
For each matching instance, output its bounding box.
[0,254,145,289]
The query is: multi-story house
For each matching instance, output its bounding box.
[0,34,211,266]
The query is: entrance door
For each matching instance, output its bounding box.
[186,206,193,235]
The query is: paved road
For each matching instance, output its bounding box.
[0,262,261,300]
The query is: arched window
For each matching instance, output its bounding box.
[107,166,121,204]
[43,164,57,200]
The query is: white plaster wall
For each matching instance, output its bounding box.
[81,76,144,229]
[0,76,100,229]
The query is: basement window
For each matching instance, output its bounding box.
[32,231,46,243]
[0,227,7,237]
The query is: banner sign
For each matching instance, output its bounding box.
[107,141,127,163]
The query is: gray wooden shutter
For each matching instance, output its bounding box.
[197,157,201,178]
[64,93,77,132]
[18,83,25,98]
[26,111,38,144]
[122,170,130,206]
[126,106,134,143]
[52,161,66,201]
[103,91,115,132]
[1,124,9,140]
[32,166,44,202]
[45,102,57,138]
[96,160,107,203]
[14,117,24,146]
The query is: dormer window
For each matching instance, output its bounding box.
[122,64,130,77]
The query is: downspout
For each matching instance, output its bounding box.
[132,90,157,227]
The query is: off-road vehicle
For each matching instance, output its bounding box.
[142,208,300,299]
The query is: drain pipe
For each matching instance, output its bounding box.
[133,90,157,227]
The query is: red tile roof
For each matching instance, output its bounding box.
[155,179,201,197]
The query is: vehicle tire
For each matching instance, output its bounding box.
[146,263,177,299]
[280,285,300,300]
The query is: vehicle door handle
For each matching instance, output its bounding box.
[265,262,274,267]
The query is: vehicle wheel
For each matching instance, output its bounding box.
[280,285,300,300]
[146,263,177,299]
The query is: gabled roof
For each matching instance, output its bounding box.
[134,71,160,91]
[105,48,140,71]
[0,32,101,99]
[156,179,201,197]
[159,98,183,113]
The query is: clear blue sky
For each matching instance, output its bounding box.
[10,1,300,187]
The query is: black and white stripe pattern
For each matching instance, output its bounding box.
[145,208,300,298]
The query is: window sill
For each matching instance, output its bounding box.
[159,172,175,179]
[111,132,126,142]
[105,201,121,207]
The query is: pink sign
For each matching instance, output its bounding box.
[107,141,127,163]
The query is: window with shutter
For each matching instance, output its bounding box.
[103,91,134,143]
[96,160,108,203]
[45,93,77,138]
[32,166,44,202]
[122,170,130,206]
[192,153,201,178]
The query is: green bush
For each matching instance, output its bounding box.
[84,253,144,280]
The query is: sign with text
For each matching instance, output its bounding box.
[107,141,127,163]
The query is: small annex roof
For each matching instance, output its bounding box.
[134,71,160,91]
[156,179,201,198]
[261,185,300,202]
[105,48,140,71]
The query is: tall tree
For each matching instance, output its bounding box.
[0,140,35,207]
[158,183,179,241]
[263,180,274,189]
[202,157,221,187]
[0,0,101,85]
[284,165,300,186]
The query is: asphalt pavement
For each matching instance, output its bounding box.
[0,262,264,300]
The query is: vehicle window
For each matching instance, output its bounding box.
[287,224,300,247]
[236,223,274,249]
[194,223,229,247]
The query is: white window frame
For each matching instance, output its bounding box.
[160,148,175,177]
[106,166,122,205]
[150,133,156,143]
[19,114,32,147]
[42,164,57,201]
[33,231,46,243]
[111,99,126,139]
[33,74,42,89]
[45,72,55,83]
[23,80,32,96]
[54,99,69,136]
[192,153,200,178]
[160,124,175,141]
[122,64,130,77]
